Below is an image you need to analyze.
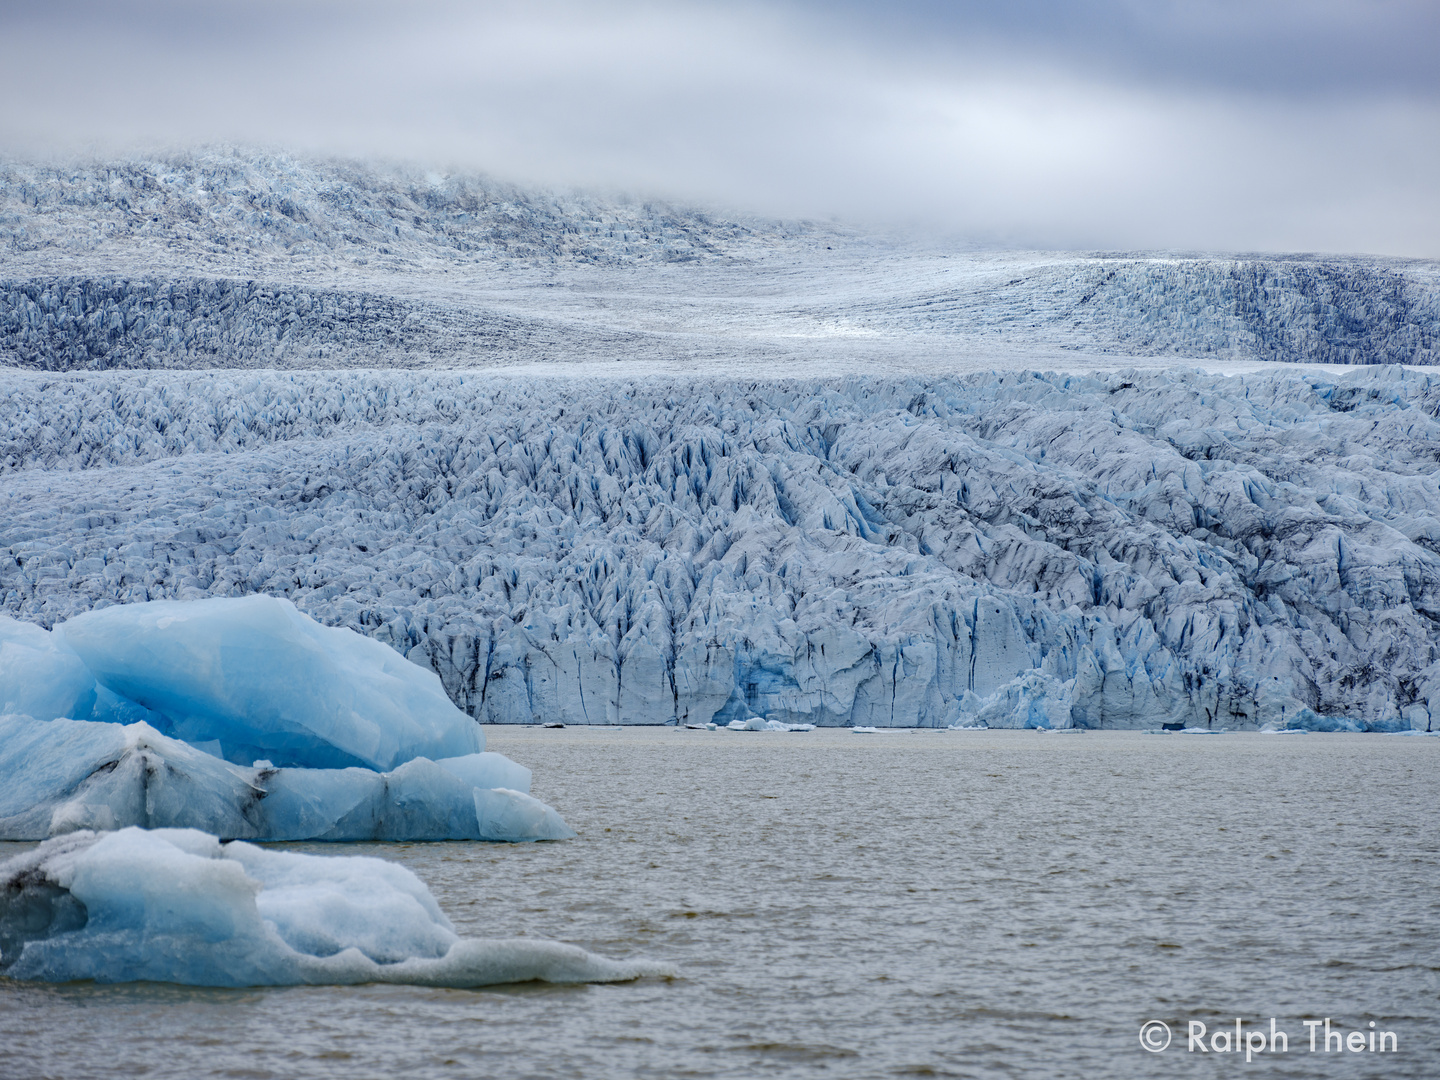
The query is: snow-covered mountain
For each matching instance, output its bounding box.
[2,149,1437,371]
[5,364,1439,731]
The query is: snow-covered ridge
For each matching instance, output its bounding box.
[0,150,810,273]
[5,258,1438,372]
[4,365,1438,731]
[2,149,1437,370]
[0,277,540,371]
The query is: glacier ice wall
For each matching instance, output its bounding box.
[4,365,1439,730]
[0,828,664,986]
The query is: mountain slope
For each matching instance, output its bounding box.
[2,149,1437,371]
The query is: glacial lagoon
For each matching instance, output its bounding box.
[3,726,1436,1079]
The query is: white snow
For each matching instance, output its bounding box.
[1,151,1436,374]
[0,828,666,987]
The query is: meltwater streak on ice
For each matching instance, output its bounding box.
[4,728,1437,1080]
[0,828,670,989]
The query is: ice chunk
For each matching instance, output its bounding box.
[0,715,573,843]
[259,759,573,842]
[56,596,482,770]
[473,787,574,842]
[0,828,671,987]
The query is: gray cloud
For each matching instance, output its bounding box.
[2,0,1437,255]
[797,1,1440,100]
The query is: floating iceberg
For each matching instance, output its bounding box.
[0,828,669,987]
[55,595,482,770]
[721,717,814,732]
[0,715,571,842]
[0,598,573,842]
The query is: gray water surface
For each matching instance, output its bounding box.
[2,728,1437,1079]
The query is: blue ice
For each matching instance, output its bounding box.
[0,598,572,842]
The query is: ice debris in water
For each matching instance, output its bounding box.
[720,717,814,731]
[0,596,574,841]
[0,828,670,987]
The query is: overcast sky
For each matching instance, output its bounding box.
[3,0,1437,255]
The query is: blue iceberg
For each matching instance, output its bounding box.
[55,595,481,770]
[0,828,669,987]
[0,715,573,842]
[0,597,573,842]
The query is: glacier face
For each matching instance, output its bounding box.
[4,364,1438,731]
[0,828,664,987]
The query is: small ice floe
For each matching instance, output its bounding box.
[1143,726,1229,735]
[1385,729,1440,736]
[946,721,989,731]
[722,718,813,732]
[850,726,905,734]
[0,828,674,988]
[1035,726,1085,734]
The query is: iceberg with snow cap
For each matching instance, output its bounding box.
[0,597,573,842]
[0,828,668,987]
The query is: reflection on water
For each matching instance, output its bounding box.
[3,729,1438,1079]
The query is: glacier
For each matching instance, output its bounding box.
[0,596,573,841]
[1,151,1436,373]
[0,827,665,987]
[3,150,1439,737]
[5,365,1440,733]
